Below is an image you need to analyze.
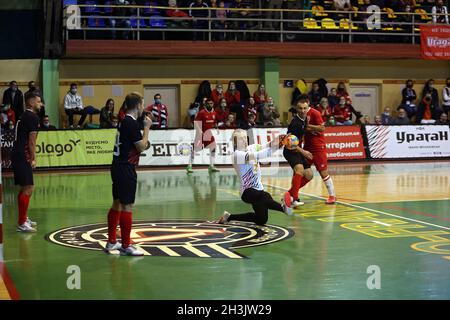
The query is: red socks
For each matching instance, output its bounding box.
[107,209,121,243]
[300,177,311,189]
[18,191,31,225]
[119,211,132,248]
[289,174,303,200]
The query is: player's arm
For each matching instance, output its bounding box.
[135,116,152,153]
[307,123,325,132]
[28,131,38,169]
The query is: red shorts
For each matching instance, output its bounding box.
[194,134,215,150]
[307,150,328,171]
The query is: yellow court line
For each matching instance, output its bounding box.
[207,243,242,259]
[264,184,450,232]
[0,274,11,300]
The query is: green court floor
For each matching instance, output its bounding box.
[2,162,450,300]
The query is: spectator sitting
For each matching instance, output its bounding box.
[229,0,251,40]
[100,98,115,128]
[381,106,394,124]
[435,112,448,125]
[328,88,339,111]
[109,0,133,40]
[111,115,119,128]
[417,93,441,124]
[432,0,449,24]
[316,97,332,123]
[240,112,257,130]
[333,96,353,125]
[400,79,417,118]
[211,83,225,107]
[167,0,190,18]
[333,0,352,19]
[2,80,24,120]
[63,83,87,129]
[253,84,268,106]
[224,81,241,112]
[0,103,16,128]
[243,97,258,123]
[262,96,281,127]
[40,115,57,131]
[327,115,336,126]
[374,115,383,125]
[219,113,237,129]
[215,98,230,127]
[146,93,169,129]
[308,81,324,108]
[336,81,350,100]
[442,77,450,115]
[392,107,411,124]
[422,79,440,110]
[361,115,371,124]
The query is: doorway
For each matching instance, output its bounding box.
[144,85,180,128]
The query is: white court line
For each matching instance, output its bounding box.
[372,221,391,227]
[264,183,450,232]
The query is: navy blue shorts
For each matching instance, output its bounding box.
[283,148,311,170]
[12,154,34,186]
[111,163,137,205]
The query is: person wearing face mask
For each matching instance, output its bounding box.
[327,88,339,111]
[187,99,220,174]
[243,97,258,124]
[64,83,87,129]
[211,84,225,107]
[400,79,417,118]
[422,79,440,111]
[335,82,350,100]
[316,97,332,123]
[381,107,393,124]
[333,96,353,125]
[39,115,56,131]
[215,98,229,128]
[145,93,169,129]
[262,97,281,127]
[2,80,24,120]
[442,77,450,115]
[225,81,241,110]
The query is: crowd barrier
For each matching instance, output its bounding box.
[0,125,449,169]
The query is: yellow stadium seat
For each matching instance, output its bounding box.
[383,7,398,19]
[303,18,322,29]
[321,18,339,29]
[312,5,328,17]
[415,8,432,20]
[339,18,358,30]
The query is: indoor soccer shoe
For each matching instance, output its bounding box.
[281,201,293,216]
[26,217,37,227]
[120,245,144,256]
[325,196,337,204]
[186,165,194,174]
[215,211,230,224]
[17,223,37,233]
[292,199,305,207]
[104,241,122,252]
[208,165,220,173]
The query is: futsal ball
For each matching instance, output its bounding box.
[284,134,300,150]
[177,142,192,156]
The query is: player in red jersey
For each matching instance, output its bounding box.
[187,98,220,173]
[298,95,336,204]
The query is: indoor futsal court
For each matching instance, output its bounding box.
[1,161,449,300]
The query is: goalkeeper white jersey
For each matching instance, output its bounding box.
[232,144,273,196]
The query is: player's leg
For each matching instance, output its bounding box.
[13,158,36,232]
[117,166,143,256]
[187,134,202,173]
[105,166,123,251]
[319,169,336,204]
[288,163,304,205]
[207,140,219,173]
[219,189,268,224]
[262,191,292,216]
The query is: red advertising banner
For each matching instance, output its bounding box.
[420,24,450,60]
[324,126,366,160]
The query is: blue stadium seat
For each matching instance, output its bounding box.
[85,0,100,13]
[143,1,161,16]
[149,16,166,28]
[130,17,148,28]
[87,17,106,27]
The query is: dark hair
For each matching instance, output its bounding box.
[297,94,309,103]
[154,93,161,99]
[70,83,77,88]
[9,80,17,86]
[105,98,115,108]
[124,92,143,111]
[28,81,35,87]
[24,91,40,102]
[44,114,49,118]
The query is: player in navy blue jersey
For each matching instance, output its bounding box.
[104,92,152,256]
[12,91,42,232]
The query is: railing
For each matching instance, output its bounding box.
[63,4,449,44]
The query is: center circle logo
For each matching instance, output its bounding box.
[46,219,294,259]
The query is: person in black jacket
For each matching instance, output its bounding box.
[422,79,440,110]
[2,80,24,120]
